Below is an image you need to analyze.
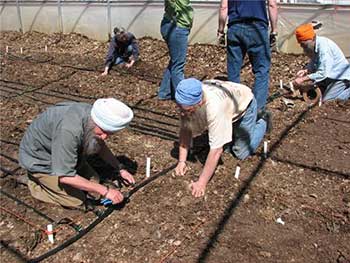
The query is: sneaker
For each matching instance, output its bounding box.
[259,110,272,134]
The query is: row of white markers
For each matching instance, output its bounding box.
[5,45,48,53]
[44,142,268,244]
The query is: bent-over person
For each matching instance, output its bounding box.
[293,23,349,102]
[19,98,135,208]
[101,27,139,76]
[175,78,271,197]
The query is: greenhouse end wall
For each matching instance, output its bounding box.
[1,1,349,56]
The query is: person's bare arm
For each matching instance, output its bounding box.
[59,175,124,204]
[190,147,223,197]
[175,127,192,176]
[218,0,228,35]
[268,0,278,33]
[98,141,135,184]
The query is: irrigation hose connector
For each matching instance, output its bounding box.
[302,87,322,106]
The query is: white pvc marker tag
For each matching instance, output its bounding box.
[279,79,283,90]
[20,47,23,54]
[45,45,48,52]
[146,157,151,178]
[263,141,268,158]
[47,224,54,243]
[6,46,9,53]
[276,217,285,225]
[289,81,295,93]
[234,166,240,179]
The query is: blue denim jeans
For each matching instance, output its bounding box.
[323,80,350,101]
[227,21,271,110]
[114,45,133,65]
[158,18,190,100]
[231,98,267,160]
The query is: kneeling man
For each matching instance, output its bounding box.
[175,78,270,197]
[19,98,135,208]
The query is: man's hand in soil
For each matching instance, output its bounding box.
[125,59,135,69]
[296,69,308,77]
[105,188,124,204]
[175,161,188,176]
[189,180,206,197]
[101,67,109,76]
[120,169,135,185]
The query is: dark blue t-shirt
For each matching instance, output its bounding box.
[228,0,268,25]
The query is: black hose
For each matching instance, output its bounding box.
[28,163,177,263]
[0,189,55,223]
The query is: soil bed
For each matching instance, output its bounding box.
[0,31,349,263]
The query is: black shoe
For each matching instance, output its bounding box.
[223,142,233,153]
[259,110,272,134]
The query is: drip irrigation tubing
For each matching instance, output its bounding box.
[27,163,177,263]
[4,52,162,85]
[0,139,20,146]
[0,79,98,101]
[0,78,180,142]
[1,83,81,102]
[0,166,21,177]
[0,205,47,233]
[1,80,178,141]
[129,121,177,138]
[0,152,19,164]
[0,189,55,223]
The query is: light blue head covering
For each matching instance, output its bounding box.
[175,78,202,106]
[91,98,133,132]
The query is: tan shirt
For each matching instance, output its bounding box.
[180,80,253,149]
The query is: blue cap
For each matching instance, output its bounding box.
[175,78,202,106]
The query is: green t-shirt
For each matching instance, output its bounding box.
[19,102,91,176]
[164,0,193,29]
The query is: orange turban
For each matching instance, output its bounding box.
[295,24,315,43]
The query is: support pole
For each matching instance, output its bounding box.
[107,0,112,40]
[57,0,63,33]
[16,0,23,33]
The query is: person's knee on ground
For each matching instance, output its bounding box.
[28,174,85,208]
[231,143,251,160]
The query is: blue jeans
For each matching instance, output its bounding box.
[158,18,190,100]
[114,45,133,65]
[227,21,271,110]
[231,98,267,160]
[323,80,350,101]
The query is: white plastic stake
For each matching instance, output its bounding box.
[20,47,23,54]
[146,157,151,178]
[6,46,9,53]
[45,45,48,52]
[47,224,54,243]
[276,217,285,225]
[279,79,283,90]
[318,95,322,107]
[289,81,295,93]
[234,166,240,179]
[263,141,268,158]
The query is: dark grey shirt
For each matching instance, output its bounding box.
[19,102,92,176]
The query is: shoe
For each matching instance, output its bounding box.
[223,142,233,154]
[259,110,272,134]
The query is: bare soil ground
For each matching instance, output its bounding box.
[0,31,349,263]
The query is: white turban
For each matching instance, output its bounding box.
[91,98,133,133]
